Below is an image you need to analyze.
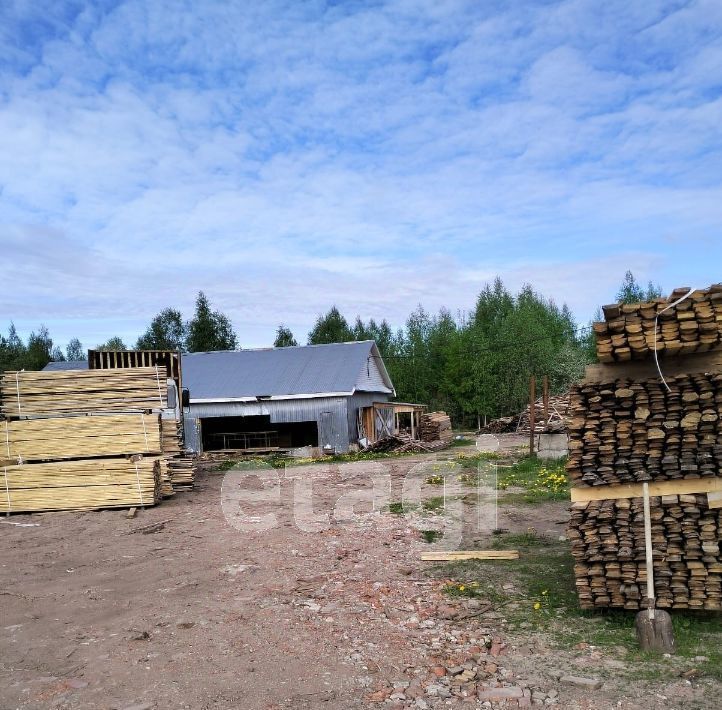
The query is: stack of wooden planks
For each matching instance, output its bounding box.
[420,412,453,443]
[567,373,722,487]
[160,418,195,491]
[568,293,722,611]
[0,457,162,514]
[516,393,570,434]
[2,413,161,463]
[569,491,722,610]
[594,284,722,363]
[0,368,168,513]
[1,367,167,417]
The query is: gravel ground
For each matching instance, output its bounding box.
[1,442,719,709]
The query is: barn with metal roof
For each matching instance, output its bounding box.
[182,341,394,454]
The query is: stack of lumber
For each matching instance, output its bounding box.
[0,368,168,514]
[0,457,162,513]
[568,290,722,611]
[594,284,722,363]
[1,414,161,463]
[567,372,722,487]
[160,418,195,491]
[516,393,570,434]
[479,393,571,435]
[420,412,453,443]
[1,367,167,417]
[569,492,722,610]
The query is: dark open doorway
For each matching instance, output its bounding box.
[200,415,318,451]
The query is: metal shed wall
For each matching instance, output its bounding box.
[346,391,391,443]
[183,396,351,454]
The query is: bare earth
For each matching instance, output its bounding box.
[2,440,719,710]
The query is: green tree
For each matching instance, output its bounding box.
[136,308,186,351]
[97,336,128,351]
[66,338,86,361]
[307,306,353,344]
[0,323,27,373]
[616,270,663,304]
[185,291,238,352]
[25,325,54,370]
[274,325,298,347]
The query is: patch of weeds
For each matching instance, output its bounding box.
[455,471,480,486]
[444,581,484,598]
[422,496,446,512]
[425,474,445,485]
[420,529,442,543]
[388,501,406,514]
[491,528,548,549]
[497,456,569,503]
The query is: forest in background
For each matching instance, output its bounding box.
[0,272,662,426]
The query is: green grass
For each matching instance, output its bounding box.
[422,495,446,512]
[451,436,476,447]
[497,456,569,503]
[432,532,722,681]
[420,529,442,543]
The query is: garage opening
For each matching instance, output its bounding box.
[200,415,318,451]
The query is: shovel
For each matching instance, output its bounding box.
[634,482,675,653]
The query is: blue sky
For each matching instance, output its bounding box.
[1,0,721,350]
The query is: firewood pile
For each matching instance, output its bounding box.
[420,412,453,443]
[479,393,570,434]
[363,433,450,453]
[594,284,722,363]
[568,287,722,611]
[0,368,188,514]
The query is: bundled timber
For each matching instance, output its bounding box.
[567,372,722,487]
[0,367,167,418]
[364,433,450,453]
[569,288,722,610]
[569,494,722,610]
[1,413,161,463]
[160,418,195,491]
[420,412,453,443]
[594,284,722,363]
[0,457,161,513]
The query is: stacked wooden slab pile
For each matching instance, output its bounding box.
[161,418,195,491]
[0,368,167,513]
[594,284,722,363]
[568,292,722,611]
[420,412,453,444]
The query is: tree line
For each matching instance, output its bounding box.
[1,272,662,426]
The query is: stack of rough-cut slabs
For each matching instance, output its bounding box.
[160,418,195,490]
[1,413,161,463]
[594,284,722,363]
[0,367,167,418]
[0,457,161,513]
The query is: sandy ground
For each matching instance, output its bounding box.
[1,440,719,710]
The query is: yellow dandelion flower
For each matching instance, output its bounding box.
[459,585,466,591]
[533,602,541,610]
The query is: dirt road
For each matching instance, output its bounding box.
[1,451,719,709]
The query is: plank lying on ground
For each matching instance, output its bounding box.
[421,550,519,561]
[1,413,161,462]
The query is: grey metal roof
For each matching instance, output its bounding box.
[184,341,394,401]
[43,360,89,371]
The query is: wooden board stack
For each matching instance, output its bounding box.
[594,284,722,363]
[568,290,722,611]
[420,412,453,443]
[0,368,167,513]
[0,367,167,417]
[161,418,195,491]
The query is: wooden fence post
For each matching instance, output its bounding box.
[529,375,536,455]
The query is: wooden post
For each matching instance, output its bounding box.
[529,375,536,455]
[543,375,549,424]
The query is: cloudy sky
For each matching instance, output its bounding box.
[1,0,721,350]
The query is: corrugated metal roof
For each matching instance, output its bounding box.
[43,360,89,371]
[184,341,393,401]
